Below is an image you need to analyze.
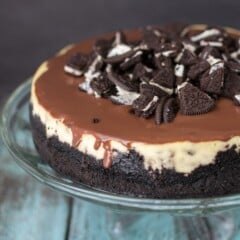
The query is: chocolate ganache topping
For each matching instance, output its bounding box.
[64,24,240,125]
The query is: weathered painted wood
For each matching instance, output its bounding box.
[68,200,112,240]
[0,138,71,240]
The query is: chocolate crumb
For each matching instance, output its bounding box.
[92,118,100,124]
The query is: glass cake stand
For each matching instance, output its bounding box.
[2,79,240,240]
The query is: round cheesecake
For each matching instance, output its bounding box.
[30,24,240,198]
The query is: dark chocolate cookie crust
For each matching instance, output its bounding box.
[30,113,240,199]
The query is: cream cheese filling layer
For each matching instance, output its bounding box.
[31,48,240,175]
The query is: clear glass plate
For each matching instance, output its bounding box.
[2,79,240,239]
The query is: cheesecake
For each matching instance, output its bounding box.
[30,24,240,198]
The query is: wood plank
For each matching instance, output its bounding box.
[0,138,71,240]
[68,200,110,240]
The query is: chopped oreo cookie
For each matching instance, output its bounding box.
[154,54,173,69]
[233,93,240,106]
[163,97,179,123]
[64,24,240,125]
[106,65,139,92]
[140,82,168,97]
[177,49,198,65]
[158,42,181,57]
[94,39,113,58]
[133,63,154,82]
[190,28,221,42]
[222,72,240,99]
[133,95,159,118]
[64,53,89,76]
[142,28,166,50]
[187,60,210,79]
[155,97,168,124]
[179,83,215,115]
[113,31,128,45]
[200,63,224,95]
[152,67,175,89]
[120,51,142,71]
[90,73,117,97]
[104,49,134,64]
[154,97,178,124]
[199,46,221,60]
[227,60,240,73]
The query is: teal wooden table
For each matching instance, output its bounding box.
[0,135,82,240]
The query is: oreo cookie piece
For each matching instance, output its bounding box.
[233,93,240,106]
[230,50,240,63]
[141,51,156,69]
[200,63,224,95]
[182,39,198,53]
[227,60,240,73]
[199,40,223,48]
[152,67,175,89]
[154,54,173,69]
[175,64,186,87]
[199,46,221,60]
[158,42,181,57]
[133,95,159,118]
[176,76,187,88]
[104,49,134,64]
[163,97,179,123]
[178,82,215,115]
[133,63,153,82]
[174,64,185,78]
[142,28,166,50]
[90,73,117,97]
[94,38,113,58]
[223,35,239,53]
[140,82,168,98]
[190,28,221,42]
[106,65,139,92]
[155,97,168,125]
[64,53,89,76]
[222,71,240,99]
[177,49,198,65]
[187,59,210,79]
[120,51,142,71]
[113,31,128,45]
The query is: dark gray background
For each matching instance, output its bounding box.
[1,0,240,104]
